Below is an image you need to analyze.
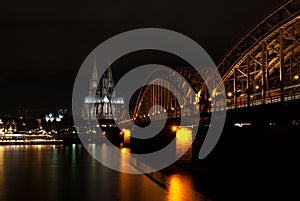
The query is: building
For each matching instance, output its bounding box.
[82,59,124,120]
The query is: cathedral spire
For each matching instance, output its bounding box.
[91,57,98,82]
[106,65,114,82]
[89,57,99,96]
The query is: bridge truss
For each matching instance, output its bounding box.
[214,0,300,109]
[129,0,300,121]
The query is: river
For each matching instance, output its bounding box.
[0,143,298,201]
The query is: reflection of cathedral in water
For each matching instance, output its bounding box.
[82,59,124,120]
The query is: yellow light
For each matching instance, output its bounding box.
[227,92,233,97]
[208,98,212,101]
[172,126,178,132]
[122,129,131,146]
[255,85,260,90]
[294,75,299,80]
[166,174,200,201]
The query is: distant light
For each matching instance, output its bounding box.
[255,85,260,90]
[56,118,61,122]
[171,108,175,110]
[227,92,233,97]
[294,75,299,80]
[234,123,251,128]
[208,98,212,101]
[172,126,178,132]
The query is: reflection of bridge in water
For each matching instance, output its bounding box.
[118,0,300,125]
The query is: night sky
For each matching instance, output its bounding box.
[0,0,282,116]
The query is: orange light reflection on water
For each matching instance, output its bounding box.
[166,174,209,201]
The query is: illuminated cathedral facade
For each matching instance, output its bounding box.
[82,60,124,120]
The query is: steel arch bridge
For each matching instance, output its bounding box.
[212,0,300,109]
[123,0,300,122]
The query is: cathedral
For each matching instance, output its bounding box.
[82,59,124,120]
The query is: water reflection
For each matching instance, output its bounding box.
[0,146,6,201]
[166,174,211,201]
[0,144,212,201]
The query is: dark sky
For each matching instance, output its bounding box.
[0,0,282,116]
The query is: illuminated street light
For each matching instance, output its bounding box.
[294,75,299,80]
[255,85,260,90]
[227,92,233,97]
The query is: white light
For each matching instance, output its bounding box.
[234,123,251,127]
[56,118,61,122]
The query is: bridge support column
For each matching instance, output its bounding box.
[261,43,266,104]
[247,57,251,107]
[234,68,237,108]
[279,29,285,102]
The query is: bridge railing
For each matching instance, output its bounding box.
[212,91,300,111]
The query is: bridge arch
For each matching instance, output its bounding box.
[133,67,198,121]
[206,0,300,108]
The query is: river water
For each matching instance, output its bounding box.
[0,144,298,201]
[0,144,210,201]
